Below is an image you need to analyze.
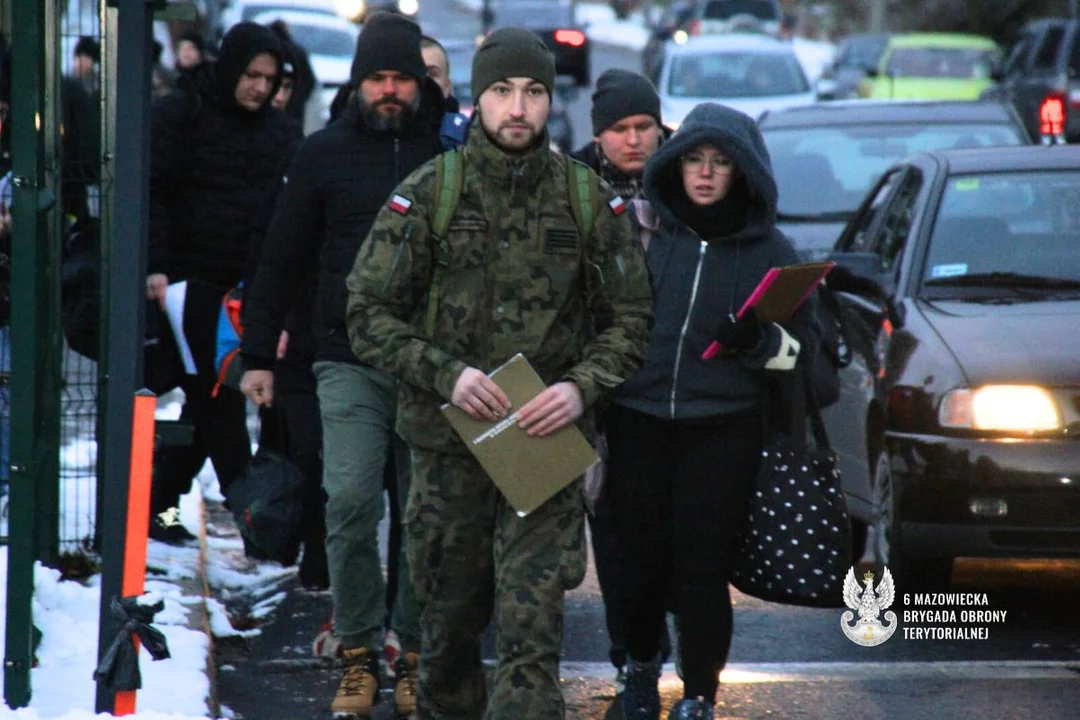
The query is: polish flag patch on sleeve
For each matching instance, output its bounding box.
[388,194,413,215]
[608,196,627,216]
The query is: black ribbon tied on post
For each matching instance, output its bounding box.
[93,596,172,691]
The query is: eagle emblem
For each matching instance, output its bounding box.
[840,566,899,646]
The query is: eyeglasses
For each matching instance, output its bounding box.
[681,152,734,174]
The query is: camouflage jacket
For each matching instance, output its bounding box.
[345,122,653,454]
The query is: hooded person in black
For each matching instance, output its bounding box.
[146,21,302,544]
[604,103,823,720]
[237,12,448,718]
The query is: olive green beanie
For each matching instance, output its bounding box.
[471,27,556,102]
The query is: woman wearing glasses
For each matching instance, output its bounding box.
[603,103,822,720]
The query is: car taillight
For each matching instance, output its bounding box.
[554,29,585,47]
[1039,92,1066,142]
[687,19,701,35]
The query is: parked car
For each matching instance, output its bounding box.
[443,39,575,153]
[252,9,359,126]
[982,17,1080,144]
[490,0,591,87]
[642,0,696,84]
[814,32,891,100]
[642,0,781,85]
[220,0,344,36]
[658,33,813,129]
[758,100,1031,258]
[857,33,1002,101]
[823,144,1080,590]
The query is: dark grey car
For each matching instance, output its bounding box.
[758,100,1031,259]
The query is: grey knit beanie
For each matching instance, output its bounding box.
[471,27,555,102]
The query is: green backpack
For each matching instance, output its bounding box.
[423,148,604,338]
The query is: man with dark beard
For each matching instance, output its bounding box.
[238,12,444,719]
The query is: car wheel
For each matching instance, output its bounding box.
[870,450,952,590]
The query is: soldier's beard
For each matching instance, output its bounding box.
[361,95,420,132]
[485,119,544,154]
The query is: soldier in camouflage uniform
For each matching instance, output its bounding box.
[344,27,653,720]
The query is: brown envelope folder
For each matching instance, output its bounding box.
[441,354,599,516]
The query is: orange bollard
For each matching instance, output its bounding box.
[114,391,157,716]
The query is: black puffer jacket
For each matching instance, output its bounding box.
[148,22,302,289]
[241,78,447,370]
[612,103,822,420]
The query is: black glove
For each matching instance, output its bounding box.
[711,312,767,352]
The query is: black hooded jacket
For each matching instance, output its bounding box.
[241,78,448,370]
[148,22,302,289]
[612,103,821,420]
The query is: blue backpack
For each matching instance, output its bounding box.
[212,284,245,397]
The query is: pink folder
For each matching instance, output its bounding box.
[701,261,834,360]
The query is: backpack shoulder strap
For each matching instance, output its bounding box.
[425,148,465,339]
[565,157,601,239]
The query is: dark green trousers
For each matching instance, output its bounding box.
[406,448,586,720]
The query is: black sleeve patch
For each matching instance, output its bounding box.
[544,227,579,254]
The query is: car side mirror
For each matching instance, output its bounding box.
[826,252,905,328]
[863,67,880,79]
[989,62,1006,82]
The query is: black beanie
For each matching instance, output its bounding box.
[349,12,426,85]
[591,69,661,136]
[471,27,555,102]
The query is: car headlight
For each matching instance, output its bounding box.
[335,0,365,21]
[398,0,419,15]
[939,385,1062,432]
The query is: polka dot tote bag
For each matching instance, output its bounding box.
[730,372,852,607]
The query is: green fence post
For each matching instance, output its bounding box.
[3,0,52,708]
[34,0,62,567]
[94,0,156,712]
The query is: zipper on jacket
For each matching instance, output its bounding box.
[669,240,708,419]
[393,137,401,182]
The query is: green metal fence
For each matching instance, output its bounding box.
[2,0,113,707]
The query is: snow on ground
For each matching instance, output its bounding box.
[0,397,295,718]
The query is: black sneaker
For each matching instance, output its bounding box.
[620,653,662,719]
[149,507,197,545]
[668,697,714,719]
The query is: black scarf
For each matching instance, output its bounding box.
[667,176,751,241]
[597,143,645,200]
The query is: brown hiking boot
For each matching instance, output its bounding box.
[393,652,420,716]
[331,647,379,718]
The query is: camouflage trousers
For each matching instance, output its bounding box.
[405,448,587,720]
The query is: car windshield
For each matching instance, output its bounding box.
[287,23,357,57]
[494,0,572,26]
[668,52,808,98]
[885,47,997,79]
[921,171,1080,295]
[762,123,1025,217]
[837,36,888,69]
[702,0,778,21]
